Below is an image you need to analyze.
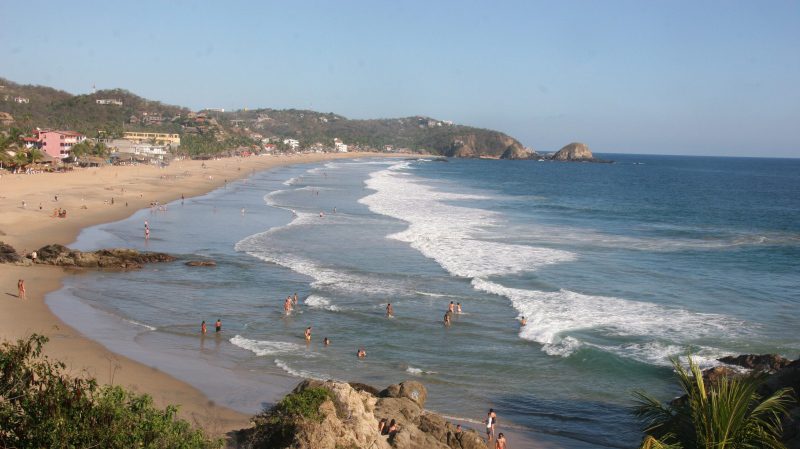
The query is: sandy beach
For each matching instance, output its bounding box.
[0,152,406,437]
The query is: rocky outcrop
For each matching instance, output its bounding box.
[500,145,536,160]
[185,260,217,267]
[443,133,527,159]
[0,242,21,263]
[32,244,174,269]
[242,380,488,449]
[551,142,594,161]
[707,354,800,447]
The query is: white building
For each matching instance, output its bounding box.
[108,139,169,160]
[283,138,300,150]
[96,99,123,106]
[333,138,348,153]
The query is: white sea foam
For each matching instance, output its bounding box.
[359,163,576,278]
[471,278,747,365]
[230,335,303,356]
[123,318,156,331]
[406,366,437,375]
[274,359,329,380]
[304,295,340,311]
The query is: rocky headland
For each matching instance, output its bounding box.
[499,141,612,162]
[234,379,488,449]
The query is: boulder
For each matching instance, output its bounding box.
[718,354,790,372]
[0,241,21,263]
[551,142,593,161]
[380,381,427,408]
[702,365,738,384]
[500,145,535,160]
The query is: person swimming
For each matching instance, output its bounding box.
[386,303,394,317]
[443,311,452,326]
[323,337,330,346]
[357,347,367,358]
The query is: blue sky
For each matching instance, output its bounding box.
[1,1,798,157]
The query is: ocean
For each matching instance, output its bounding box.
[52,154,800,448]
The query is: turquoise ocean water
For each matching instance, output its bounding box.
[53,155,800,447]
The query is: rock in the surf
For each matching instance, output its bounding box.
[33,244,174,269]
[717,354,791,372]
[185,260,217,267]
[551,142,594,161]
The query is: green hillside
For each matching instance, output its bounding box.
[1,77,530,158]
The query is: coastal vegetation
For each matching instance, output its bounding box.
[633,356,795,449]
[0,334,221,449]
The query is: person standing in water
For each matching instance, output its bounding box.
[323,337,330,346]
[448,301,455,313]
[304,326,312,342]
[443,311,451,327]
[386,303,394,317]
[215,319,222,333]
[495,433,507,449]
[201,321,207,334]
[284,297,293,314]
[519,316,527,326]
[293,293,298,305]
[457,302,462,314]
[357,347,367,358]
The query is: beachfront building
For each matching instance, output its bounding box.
[29,129,86,159]
[106,139,169,160]
[122,132,181,146]
[283,138,300,150]
[334,138,349,153]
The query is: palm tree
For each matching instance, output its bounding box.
[28,148,44,164]
[633,356,794,449]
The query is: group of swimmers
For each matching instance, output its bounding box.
[443,300,463,326]
[200,319,222,334]
[283,293,299,313]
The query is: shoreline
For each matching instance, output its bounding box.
[0,152,411,437]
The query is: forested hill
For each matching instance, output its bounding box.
[224,108,530,157]
[0,77,531,157]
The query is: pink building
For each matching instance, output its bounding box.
[32,130,86,159]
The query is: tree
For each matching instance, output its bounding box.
[0,334,222,449]
[633,356,795,449]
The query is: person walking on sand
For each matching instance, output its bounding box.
[386,303,394,317]
[304,326,312,342]
[215,319,222,333]
[17,279,26,300]
[201,321,207,334]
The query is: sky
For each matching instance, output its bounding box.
[1,0,798,157]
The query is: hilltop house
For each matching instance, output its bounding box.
[96,99,123,106]
[283,138,300,150]
[334,138,348,153]
[27,129,86,159]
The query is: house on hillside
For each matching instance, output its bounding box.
[96,99,123,106]
[29,129,86,159]
[334,138,348,153]
[13,96,30,104]
[283,138,300,150]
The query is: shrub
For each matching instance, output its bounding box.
[247,387,333,448]
[0,334,222,449]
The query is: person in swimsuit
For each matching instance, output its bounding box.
[17,279,26,300]
[495,433,507,449]
[323,337,330,346]
[485,408,496,441]
[386,419,398,436]
[293,293,299,305]
[357,347,367,358]
[145,227,150,240]
[284,297,293,314]
[386,303,394,317]
[443,311,451,327]
[457,302,462,314]
[304,326,312,342]
[519,316,527,326]
[201,320,207,334]
[448,301,455,313]
[215,319,222,333]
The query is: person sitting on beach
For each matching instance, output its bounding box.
[201,321,207,334]
[378,417,387,434]
[323,337,330,346]
[304,326,312,342]
[495,433,507,449]
[215,319,222,333]
[519,316,527,326]
[386,303,394,317]
[386,419,398,436]
[357,347,367,358]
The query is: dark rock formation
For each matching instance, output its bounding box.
[185,260,217,267]
[718,354,791,373]
[33,244,175,269]
[0,241,21,263]
[243,379,488,449]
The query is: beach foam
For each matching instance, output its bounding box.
[471,278,747,365]
[304,295,340,311]
[274,359,329,380]
[359,163,576,278]
[230,335,303,357]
